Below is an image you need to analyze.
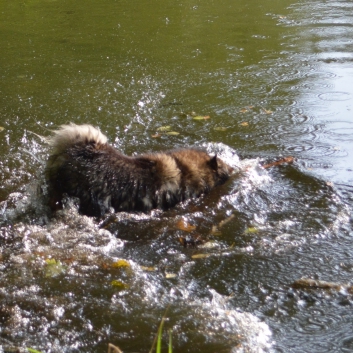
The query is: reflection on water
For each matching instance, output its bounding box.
[1,0,353,352]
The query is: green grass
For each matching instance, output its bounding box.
[150,314,172,353]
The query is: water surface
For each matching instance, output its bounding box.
[1,0,353,352]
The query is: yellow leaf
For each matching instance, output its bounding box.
[218,214,235,228]
[244,227,258,234]
[165,272,177,278]
[45,258,57,265]
[111,259,131,269]
[239,108,248,113]
[193,115,210,121]
[0,127,4,132]
[140,266,157,272]
[44,258,66,277]
[111,280,129,289]
[192,253,211,259]
[240,122,249,127]
[214,126,228,132]
[211,225,222,236]
[157,125,172,132]
[261,108,273,114]
[200,241,218,249]
[166,131,180,136]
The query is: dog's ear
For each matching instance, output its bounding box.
[209,154,218,171]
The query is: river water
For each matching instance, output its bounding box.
[1,0,353,352]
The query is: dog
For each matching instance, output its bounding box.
[45,124,234,217]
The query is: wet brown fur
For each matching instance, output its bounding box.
[45,124,233,217]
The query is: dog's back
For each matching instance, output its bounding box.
[46,124,233,216]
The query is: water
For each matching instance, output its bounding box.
[1,0,353,352]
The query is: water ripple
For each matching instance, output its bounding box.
[319,91,351,101]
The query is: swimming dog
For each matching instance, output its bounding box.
[45,124,233,217]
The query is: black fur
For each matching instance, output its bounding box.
[46,124,233,217]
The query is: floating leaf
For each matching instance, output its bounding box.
[211,214,236,236]
[140,265,157,272]
[214,126,228,132]
[239,106,254,113]
[154,126,179,136]
[166,131,180,136]
[200,241,219,249]
[240,122,249,127]
[244,227,258,234]
[191,253,211,259]
[261,108,273,114]
[111,280,129,290]
[179,237,186,246]
[111,259,131,269]
[291,278,353,293]
[27,349,44,353]
[193,115,210,121]
[176,219,196,232]
[0,127,5,132]
[211,225,222,236]
[44,258,66,278]
[101,263,110,270]
[107,343,123,353]
[218,214,235,228]
[262,156,294,169]
[157,125,172,132]
[165,272,177,279]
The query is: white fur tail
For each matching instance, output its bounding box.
[48,124,108,154]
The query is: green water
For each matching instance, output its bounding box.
[1,0,353,352]
[1,0,293,139]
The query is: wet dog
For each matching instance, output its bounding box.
[45,124,233,217]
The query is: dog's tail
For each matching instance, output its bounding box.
[48,123,108,154]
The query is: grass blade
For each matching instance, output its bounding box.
[168,329,173,353]
[156,317,165,353]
